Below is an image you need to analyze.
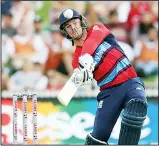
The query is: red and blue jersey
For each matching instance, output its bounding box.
[72,23,137,90]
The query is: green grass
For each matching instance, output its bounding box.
[142,75,158,83]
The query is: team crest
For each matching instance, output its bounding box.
[93,25,100,31]
[63,9,73,19]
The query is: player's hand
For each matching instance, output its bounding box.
[78,53,94,85]
[79,53,95,72]
[72,68,83,85]
[81,68,93,86]
[73,68,93,86]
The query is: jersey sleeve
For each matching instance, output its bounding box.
[81,23,111,56]
[72,46,82,69]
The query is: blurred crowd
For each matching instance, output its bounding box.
[2,1,158,92]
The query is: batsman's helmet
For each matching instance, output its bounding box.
[59,8,88,40]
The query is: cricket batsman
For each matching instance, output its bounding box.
[59,9,148,145]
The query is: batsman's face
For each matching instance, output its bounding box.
[64,18,83,39]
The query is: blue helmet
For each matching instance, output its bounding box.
[59,8,82,29]
[59,8,88,41]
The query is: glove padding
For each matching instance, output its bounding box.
[73,68,93,86]
[72,54,95,86]
[72,68,83,85]
[81,68,93,85]
[79,53,95,72]
[78,53,94,85]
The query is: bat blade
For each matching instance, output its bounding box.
[57,73,82,106]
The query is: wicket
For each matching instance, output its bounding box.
[13,93,38,144]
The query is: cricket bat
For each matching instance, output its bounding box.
[57,72,82,106]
